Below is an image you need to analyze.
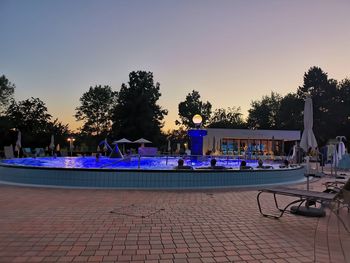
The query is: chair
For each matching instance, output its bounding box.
[34,148,45,157]
[331,179,350,212]
[257,187,336,219]
[4,145,14,159]
[330,179,350,232]
[323,178,348,193]
[22,148,34,157]
[257,177,350,219]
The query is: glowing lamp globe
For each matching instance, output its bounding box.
[192,114,203,126]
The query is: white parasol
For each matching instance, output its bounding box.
[134,138,152,147]
[15,130,21,157]
[112,138,132,154]
[113,138,132,144]
[300,97,318,152]
[49,135,55,154]
[167,140,171,152]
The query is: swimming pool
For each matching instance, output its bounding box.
[1,156,263,169]
[0,156,305,189]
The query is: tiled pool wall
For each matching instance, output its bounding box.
[0,164,305,189]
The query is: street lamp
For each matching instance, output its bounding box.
[192,114,203,128]
[67,137,75,156]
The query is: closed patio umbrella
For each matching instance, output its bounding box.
[212,136,216,153]
[300,97,318,194]
[300,97,317,153]
[49,135,55,155]
[103,138,108,153]
[291,97,325,217]
[15,130,21,157]
[176,143,180,153]
[167,140,171,153]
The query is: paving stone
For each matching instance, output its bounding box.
[0,175,349,263]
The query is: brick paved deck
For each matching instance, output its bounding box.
[0,177,349,262]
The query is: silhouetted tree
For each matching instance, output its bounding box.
[112,71,168,146]
[176,90,212,128]
[0,75,15,115]
[0,115,14,149]
[207,107,246,128]
[75,85,117,137]
[247,92,281,129]
[5,97,52,146]
[47,118,71,147]
[276,93,303,130]
[297,67,338,145]
[335,78,350,143]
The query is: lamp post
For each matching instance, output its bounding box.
[67,137,75,156]
[187,114,207,158]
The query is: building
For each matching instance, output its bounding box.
[203,128,300,156]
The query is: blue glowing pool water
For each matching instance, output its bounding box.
[0,157,305,189]
[1,156,265,170]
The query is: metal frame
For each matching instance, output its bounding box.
[257,187,336,219]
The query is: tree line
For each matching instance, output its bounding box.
[0,67,349,153]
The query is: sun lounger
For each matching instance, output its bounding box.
[257,180,350,232]
[257,187,337,219]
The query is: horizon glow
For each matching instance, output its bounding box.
[1,0,350,132]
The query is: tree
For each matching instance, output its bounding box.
[176,90,212,128]
[5,97,52,146]
[6,97,52,132]
[0,115,14,149]
[0,75,15,115]
[207,107,246,128]
[47,118,71,147]
[112,71,168,145]
[297,67,333,99]
[247,92,282,129]
[75,85,117,137]
[336,79,350,142]
[276,93,303,130]
[297,67,338,145]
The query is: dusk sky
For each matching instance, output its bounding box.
[1,0,350,132]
